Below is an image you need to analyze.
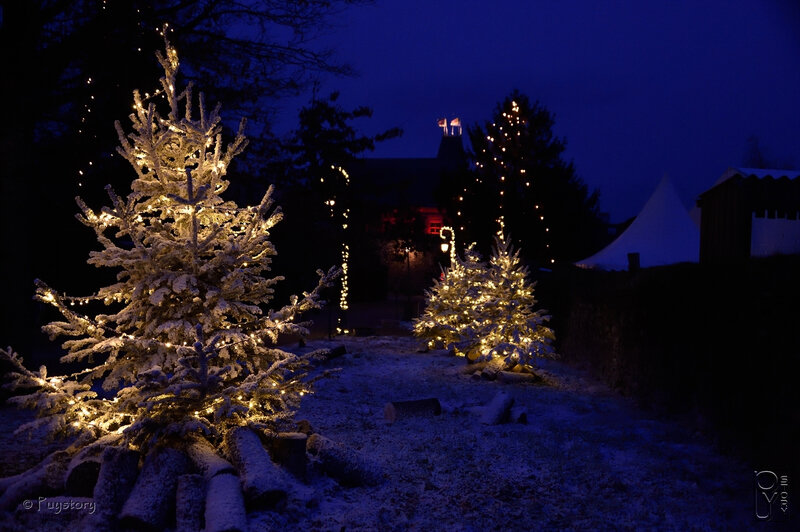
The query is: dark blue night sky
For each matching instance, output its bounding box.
[276,0,800,223]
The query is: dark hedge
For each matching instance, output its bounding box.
[535,257,800,472]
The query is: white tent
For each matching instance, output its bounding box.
[576,175,699,270]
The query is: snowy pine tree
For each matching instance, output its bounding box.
[2,41,337,451]
[448,91,604,265]
[413,244,488,351]
[469,234,555,368]
[415,234,554,370]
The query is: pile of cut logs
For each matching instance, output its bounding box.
[461,360,545,384]
[0,422,379,532]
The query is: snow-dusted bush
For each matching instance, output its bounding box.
[1,40,337,452]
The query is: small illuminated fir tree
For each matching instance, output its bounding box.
[468,234,555,368]
[1,41,337,451]
[413,244,487,350]
[416,233,554,370]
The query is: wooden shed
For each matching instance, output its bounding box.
[697,168,800,264]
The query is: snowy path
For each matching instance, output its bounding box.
[264,336,756,531]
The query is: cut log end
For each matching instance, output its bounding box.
[65,457,101,497]
[268,432,308,480]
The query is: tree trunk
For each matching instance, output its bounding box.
[204,473,248,532]
[480,391,515,425]
[175,474,204,532]
[224,426,290,509]
[119,446,190,530]
[306,434,381,487]
[384,398,442,424]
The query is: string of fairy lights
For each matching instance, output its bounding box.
[31,287,305,433]
[75,5,170,190]
[458,100,554,264]
[327,165,351,335]
[38,282,307,358]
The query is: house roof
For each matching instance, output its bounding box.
[708,167,800,191]
[347,135,466,208]
[696,167,800,219]
[690,167,800,225]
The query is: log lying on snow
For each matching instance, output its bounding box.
[225,426,291,509]
[268,432,308,480]
[306,434,381,487]
[204,473,248,532]
[498,370,542,384]
[480,368,501,381]
[119,446,190,530]
[384,398,441,424]
[318,345,347,362]
[84,446,140,531]
[175,474,204,532]
[0,450,60,496]
[480,391,515,425]
[0,450,70,511]
[185,436,235,480]
[460,361,492,375]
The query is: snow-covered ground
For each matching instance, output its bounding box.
[2,335,767,530]
[266,335,755,530]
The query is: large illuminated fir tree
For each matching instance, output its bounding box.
[449,91,604,265]
[413,244,488,350]
[415,234,554,370]
[1,41,337,452]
